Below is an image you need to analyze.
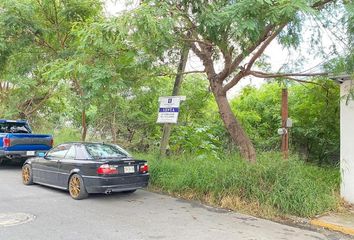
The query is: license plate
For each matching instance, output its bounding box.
[124,166,135,173]
[26,151,35,156]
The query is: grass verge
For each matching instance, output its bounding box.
[135,152,341,219]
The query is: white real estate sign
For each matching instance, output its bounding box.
[157,96,186,124]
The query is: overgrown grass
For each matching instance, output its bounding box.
[135,152,340,218]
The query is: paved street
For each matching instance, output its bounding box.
[0,164,350,240]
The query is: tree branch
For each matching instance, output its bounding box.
[156,70,205,77]
[182,38,214,47]
[24,91,52,116]
[26,28,57,53]
[223,24,285,93]
[312,0,334,9]
[190,41,217,80]
[249,70,328,79]
[228,25,275,77]
[216,24,275,86]
[244,23,287,73]
[176,5,217,81]
[215,45,233,82]
[281,76,324,86]
[222,69,248,93]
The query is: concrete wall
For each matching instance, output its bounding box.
[341,79,354,204]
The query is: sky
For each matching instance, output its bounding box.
[104,0,347,98]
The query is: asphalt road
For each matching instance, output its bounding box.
[0,164,350,240]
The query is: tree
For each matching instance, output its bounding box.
[0,0,103,139]
[49,16,179,145]
[136,0,338,162]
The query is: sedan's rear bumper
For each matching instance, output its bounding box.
[82,174,149,194]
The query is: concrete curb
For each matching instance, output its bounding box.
[310,219,354,236]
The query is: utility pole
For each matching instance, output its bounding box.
[281,88,289,159]
[159,45,189,156]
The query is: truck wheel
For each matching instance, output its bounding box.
[22,164,34,185]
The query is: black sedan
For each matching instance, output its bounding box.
[21,142,149,200]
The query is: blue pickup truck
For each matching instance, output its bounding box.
[0,119,53,164]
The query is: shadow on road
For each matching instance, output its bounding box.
[0,160,23,170]
[88,191,141,200]
[33,183,144,201]
[11,171,146,201]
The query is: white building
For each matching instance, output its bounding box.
[337,75,354,204]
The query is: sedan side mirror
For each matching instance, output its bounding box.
[37,152,46,157]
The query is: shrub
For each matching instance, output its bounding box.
[138,152,340,218]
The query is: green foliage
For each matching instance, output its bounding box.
[231,84,282,151]
[166,75,226,157]
[170,124,224,159]
[230,80,340,164]
[51,128,81,145]
[290,80,340,164]
[0,0,103,120]
[139,152,340,217]
[121,2,178,58]
[0,0,344,165]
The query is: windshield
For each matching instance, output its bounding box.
[85,143,130,159]
[0,122,31,133]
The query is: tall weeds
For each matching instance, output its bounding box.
[138,152,340,218]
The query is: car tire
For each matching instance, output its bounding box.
[68,174,88,200]
[122,189,137,194]
[22,164,34,185]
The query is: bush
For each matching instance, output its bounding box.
[52,128,81,145]
[138,152,340,218]
[230,81,340,165]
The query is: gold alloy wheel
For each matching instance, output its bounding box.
[22,166,30,184]
[69,175,81,198]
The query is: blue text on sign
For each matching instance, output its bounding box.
[159,108,179,113]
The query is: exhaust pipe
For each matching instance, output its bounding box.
[105,190,112,195]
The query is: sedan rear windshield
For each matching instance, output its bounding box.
[85,143,130,159]
[0,122,31,133]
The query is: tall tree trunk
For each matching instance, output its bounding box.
[159,43,189,156]
[213,84,256,163]
[72,78,87,142]
[111,111,117,144]
[81,109,87,141]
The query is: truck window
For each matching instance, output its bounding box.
[0,122,32,133]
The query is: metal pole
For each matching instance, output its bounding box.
[281,88,289,159]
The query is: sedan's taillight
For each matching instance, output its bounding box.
[139,163,149,173]
[50,139,54,147]
[97,164,118,175]
[3,137,10,148]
